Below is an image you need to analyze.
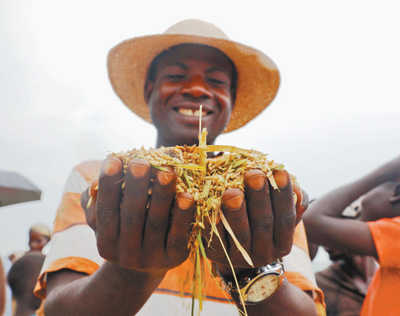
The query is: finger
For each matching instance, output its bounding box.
[166,192,195,264]
[143,166,177,249]
[119,159,152,248]
[270,169,296,256]
[293,180,309,224]
[81,176,99,231]
[89,176,99,201]
[81,186,93,229]
[96,157,124,258]
[244,170,274,264]
[221,188,251,266]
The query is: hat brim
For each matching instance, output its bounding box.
[107,34,280,133]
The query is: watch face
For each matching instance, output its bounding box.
[246,274,279,303]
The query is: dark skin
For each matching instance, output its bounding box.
[29,232,49,252]
[304,155,400,260]
[0,257,5,316]
[145,44,235,147]
[44,44,316,315]
[8,252,45,316]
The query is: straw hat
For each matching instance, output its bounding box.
[108,19,280,133]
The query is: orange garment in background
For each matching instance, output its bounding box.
[361,217,400,316]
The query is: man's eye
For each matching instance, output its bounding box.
[167,74,185,80]
[208,78,226,85]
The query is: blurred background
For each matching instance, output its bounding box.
[1,0,399,270]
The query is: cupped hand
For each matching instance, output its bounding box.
[81,157,195,273]
[204,169,308,276]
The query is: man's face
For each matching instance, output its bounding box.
[145,44,235,147]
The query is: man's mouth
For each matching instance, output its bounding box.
[176,108,207,117]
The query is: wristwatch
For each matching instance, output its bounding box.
[218,259,285,305]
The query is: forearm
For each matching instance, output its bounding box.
[302,162,390,256]
[44,261,166,316]
[308,159,399,220]
[235,278,318,316]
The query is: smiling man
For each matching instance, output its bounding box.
[34,20,325,315]
[145,44,235,147]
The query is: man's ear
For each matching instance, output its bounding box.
[144,80,154,103]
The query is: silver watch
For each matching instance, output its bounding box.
[218,259,285,305]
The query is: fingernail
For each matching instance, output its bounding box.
[103,157,122,176]
[157,171,174,186]
[246,173,266,190]
[274,170,289,188]
[223,194,244,210]
[130,160,150,179]
[177,197,193,210]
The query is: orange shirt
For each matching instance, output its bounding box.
[361,217,400,316]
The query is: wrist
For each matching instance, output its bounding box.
[105,261,167,284]
[216,264,248,278]
[216,259,285,306]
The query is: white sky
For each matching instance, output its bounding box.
[1,0,399,257]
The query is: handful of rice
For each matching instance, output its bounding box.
[110,129,297,312]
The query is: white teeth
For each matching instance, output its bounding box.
[178,108,206,117]
[179,108,193,116]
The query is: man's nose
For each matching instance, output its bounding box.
[180,75,212,99]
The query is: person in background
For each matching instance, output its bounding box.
[1,252,13,316]
[9,224,51,263]
[7,252,45,316]
[315,246,377,316]
[27,225,51,254]
[0,256,6,315]
[34,19,325,315]
[2,224,51,316]
[304,155,400,316]
[307,200,378,316]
